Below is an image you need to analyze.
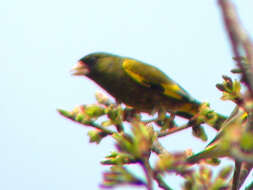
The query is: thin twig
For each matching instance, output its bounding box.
[59,110,115,135]
[84,121,114,134]
[141,159,153,190]
[239,163,253,188]
[153,172,173,190]
[232,161,241,190]
[158,123,191,137]
[146,139,173,190]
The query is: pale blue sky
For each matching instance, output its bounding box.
[1,1,253,189]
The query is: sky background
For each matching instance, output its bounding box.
[1,0,253,189]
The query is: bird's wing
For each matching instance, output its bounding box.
[122,58,191,101]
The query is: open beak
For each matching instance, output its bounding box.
[71,61,90,76]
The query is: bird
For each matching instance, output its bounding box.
[71,52,226,130]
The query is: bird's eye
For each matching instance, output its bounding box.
[88,56,97,64]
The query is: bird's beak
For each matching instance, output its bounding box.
[71,61,90,76]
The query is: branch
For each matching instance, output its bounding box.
[58,109,114,135]
[141,159,153,190]
[239,163,253,188]
[232,161,241,190]
[153,172,173,190]
[141,150,173,190]
[83,121,114,134]
[218,0,253,96]
[158,123,192,137]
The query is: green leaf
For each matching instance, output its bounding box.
[57,109,73,118]
[88,130,107,144]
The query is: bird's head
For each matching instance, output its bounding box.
[71,52,112,76]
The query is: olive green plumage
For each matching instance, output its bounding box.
[72,52,226,129]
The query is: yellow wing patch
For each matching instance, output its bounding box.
[122,59,185,100]
[122,59,151,87]
[161,83,184,100]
